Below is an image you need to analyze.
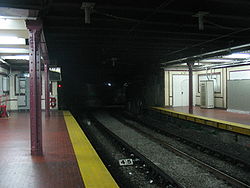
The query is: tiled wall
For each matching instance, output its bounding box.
[164,65,250,109]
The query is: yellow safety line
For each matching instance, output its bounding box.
[63,111,119,188]
[151,107,250,136]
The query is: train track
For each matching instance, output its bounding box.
[88,113,185,188]
[112,112,250,188]
[121,111,250,169]
[147,110,250,168]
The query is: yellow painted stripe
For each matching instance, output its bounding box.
[206,121,217,128]
[178,114,186,120]
[186,116,195,122]
[151,107,250,136]
[63,111,119,188]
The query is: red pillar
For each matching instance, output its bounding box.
[187,62,194,114]
[26,20,43,156]
[44,60,50,117]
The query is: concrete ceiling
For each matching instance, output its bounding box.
[1,0,250,82]
[0,18,29,69]
[0,6,40,70]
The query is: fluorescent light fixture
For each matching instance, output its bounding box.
[0,36,26,45]
[0,18,10,25]
[0,47,29,53]
[223,53,250,59]
[0,18,13,29]
[49,67,61,73]
[1,55,29,60]
[0,18,27,30]
[200,59,232,63]
[23,73,30,77]
[0,8,38,20]
[179,62,200,66]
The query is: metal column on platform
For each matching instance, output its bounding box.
[187,62,194,114]
[26,20,43,156]
[44,59,50,117]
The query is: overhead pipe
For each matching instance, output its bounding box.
[162,43,250,66]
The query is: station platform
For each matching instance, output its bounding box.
[0,111,118,188]
[151,106,250,136]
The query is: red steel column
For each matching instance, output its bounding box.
[187,62,194,114]
[44,60,50,117]
[26,20,43,156]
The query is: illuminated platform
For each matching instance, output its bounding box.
[0,111,118,188]
[152,106,250,136]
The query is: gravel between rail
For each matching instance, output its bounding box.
[93,111,231,188]
[81,116,159,188]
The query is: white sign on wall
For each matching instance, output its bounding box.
[229,70,250,80]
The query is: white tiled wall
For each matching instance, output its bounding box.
[0,66,58,111]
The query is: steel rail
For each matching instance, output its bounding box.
[124,111,250,168]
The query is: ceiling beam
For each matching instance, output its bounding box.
[45,33,208,43]
[49,3,250,22]
[44,26,224,38]
[0,30,28,38]
[0,1,42,10]
[44,16,244,31]
[48,43,181,51]
[208,0,250,6]
[0,44,28,48]
[47,38,203,46]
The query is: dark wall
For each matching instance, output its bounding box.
[144,70,165,107]
[126,69,165,114]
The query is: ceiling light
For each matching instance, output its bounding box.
[0,36,26,45]
[0,8,38,20]
[23,73,30,77]
[0,47,29,53]
[200,59,232,63]
[1,55,29,60]
[223,53,250,59]
[0,18,12,29]
[0,18,26,30]
[49,67,61,73]
[0,17,10,24]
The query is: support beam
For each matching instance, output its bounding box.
[187,62,194,114]
[41,32,51,118]
[26,20,43,156]
[44,59,50,117]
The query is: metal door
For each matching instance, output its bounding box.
[173,75,189,107]
[17,76,30,110]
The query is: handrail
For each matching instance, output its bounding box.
[0,95,9,117]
